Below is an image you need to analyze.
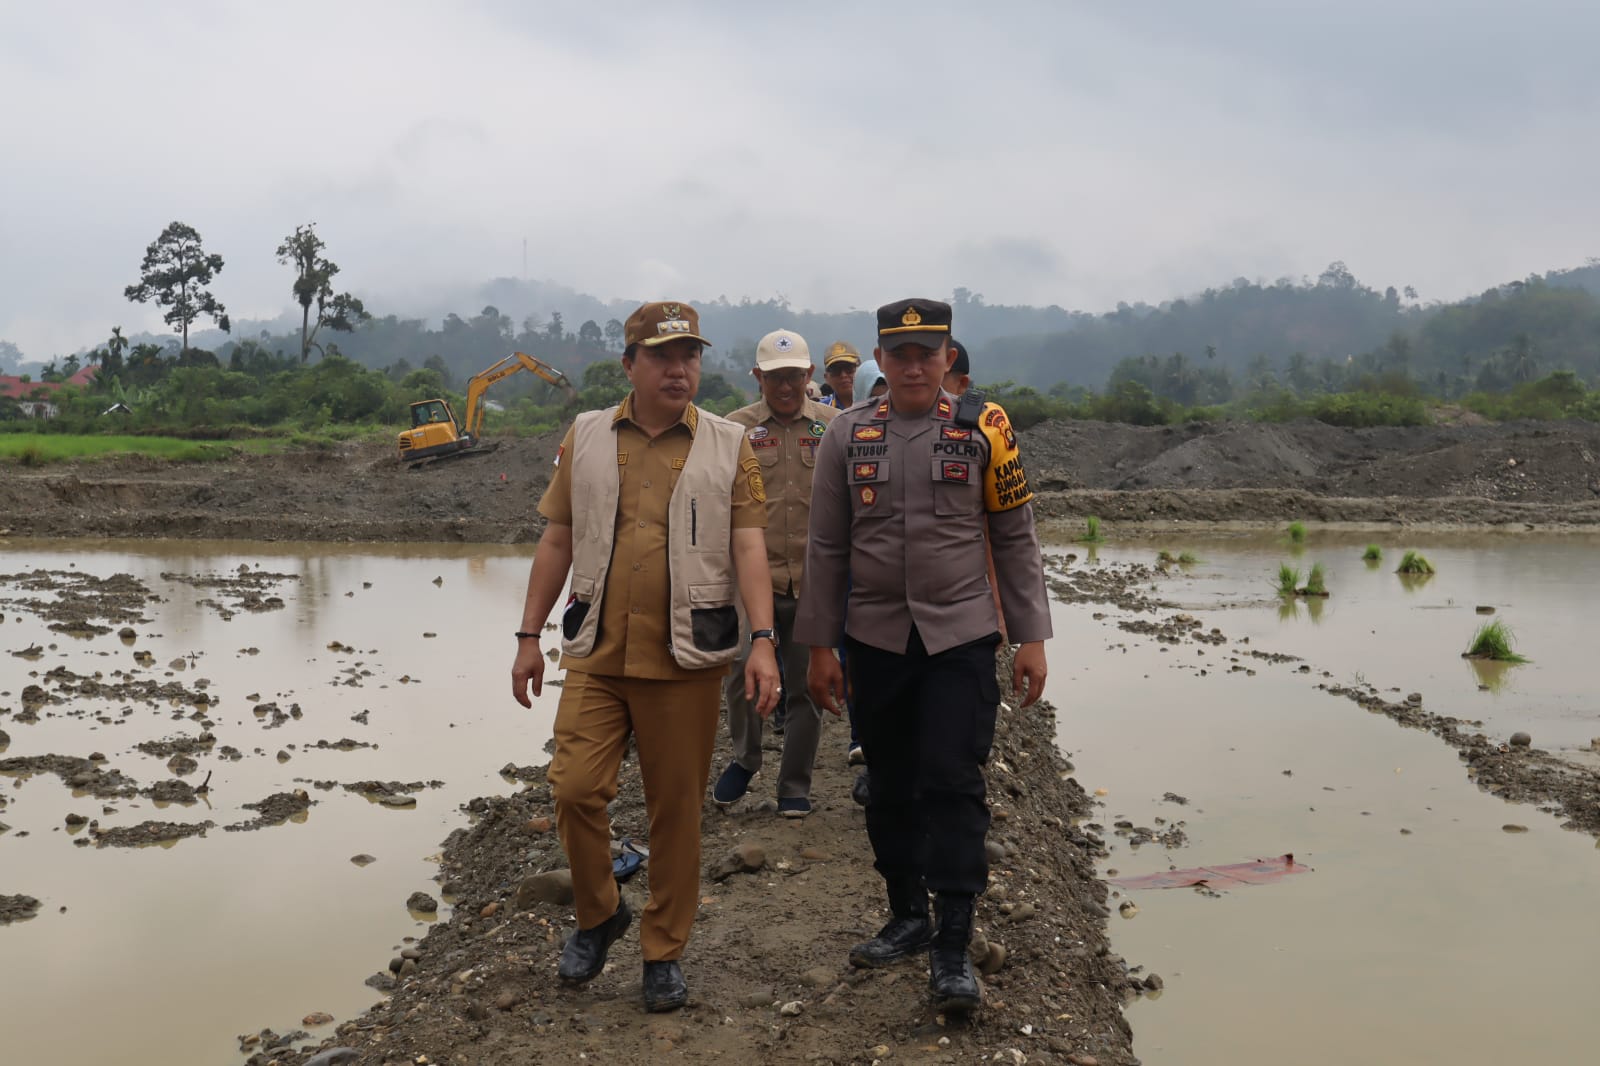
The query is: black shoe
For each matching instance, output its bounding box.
[557,898,632,984]
[642,960,688,1012]
[851,768,871,808]
[712,761,755,807]
[929,894,982,1012]
[849,915,932,967]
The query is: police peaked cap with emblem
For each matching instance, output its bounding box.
[624,301,713,349]
[876,298,952,350]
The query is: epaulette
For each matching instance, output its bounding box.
[954,388,987,428]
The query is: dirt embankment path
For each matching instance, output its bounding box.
[246,650,1139,1066]
[3,419,1600,543]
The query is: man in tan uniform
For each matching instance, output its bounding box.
[511,300,781,1013]
[797,298,1051,1014]
[713,329,839,817]
[820,341,861,409]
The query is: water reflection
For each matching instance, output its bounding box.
[1467,657,1516,693]
[0,538,551,1065]
[1039,531,1600,1066]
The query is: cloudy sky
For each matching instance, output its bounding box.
[3,0,1597,359]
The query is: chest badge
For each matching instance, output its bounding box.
[858,485,878,507]
[852,425,885,442]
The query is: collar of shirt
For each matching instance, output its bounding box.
[750,397,827,429]
[612,392,700,435]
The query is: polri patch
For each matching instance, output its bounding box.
[852,425,885,442]
[853,461,879,481]
[857,485,878,507]
[941,425,973,441]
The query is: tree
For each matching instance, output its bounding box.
[578,319,604,350]
[0,339,22,373]
[603,319,625,351]
[125,221,230,351]
[276,223,371,363]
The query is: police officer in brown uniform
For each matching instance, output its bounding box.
[796,298,1051,1013]
[511,301,781,1013]
[713,329,839,816]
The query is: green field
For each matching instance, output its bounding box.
[0,434,285,464]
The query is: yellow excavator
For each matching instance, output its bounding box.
[398,351,576,467]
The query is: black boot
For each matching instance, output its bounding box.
[557,898,632,983]
[642,960,688,1012]
[848,878,931,968]
[928,893,982,1012]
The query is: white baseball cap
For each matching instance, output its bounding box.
[755,329,811,372]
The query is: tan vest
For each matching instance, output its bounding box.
[563,405,746,670]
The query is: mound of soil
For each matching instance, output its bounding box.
[4,420,1600,544]
[253,652,1140,1066]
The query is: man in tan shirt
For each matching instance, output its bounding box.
[713,329,839,817]
[820,341,861,409]
[511,301,781,1013]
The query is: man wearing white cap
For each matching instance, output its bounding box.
[713,329,839,816]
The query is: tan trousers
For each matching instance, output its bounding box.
[547,671,722,961]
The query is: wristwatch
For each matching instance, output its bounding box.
[750,628,780,650]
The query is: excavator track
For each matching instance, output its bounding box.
[404,441,502,471]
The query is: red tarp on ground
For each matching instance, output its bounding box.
[1109,853,1311,890]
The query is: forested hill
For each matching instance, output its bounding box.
[57,259,1600,399]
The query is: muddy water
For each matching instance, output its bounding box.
[5,533,1598,1065]
[1051,532,1600,1065]
[0,540,553,1064]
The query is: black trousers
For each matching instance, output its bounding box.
[846,628,1001,896]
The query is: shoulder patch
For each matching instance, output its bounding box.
[741,455,767,504]
[979,402,1032,512]
[936,396,953,420]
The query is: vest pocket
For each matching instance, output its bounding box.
[688,581,739,652]
[563,574,597,640]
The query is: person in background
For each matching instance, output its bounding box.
[821,341,861,408]
[855,358,887,401]
[943,337,973,396]
[798,298,1052,1015]
[943,337,1007,642]
[511,300,781,1014]
[712,329,840,818]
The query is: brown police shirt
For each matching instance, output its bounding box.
[539,395,766,680]
[725,397,837,598]
[794,392,1052,656]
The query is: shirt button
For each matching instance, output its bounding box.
[633,563,641,571]
[643,481,651,488]
[638,520,646,527]
[631,607,641,614]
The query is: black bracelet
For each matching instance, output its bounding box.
[514,631,541,640]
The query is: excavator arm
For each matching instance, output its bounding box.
[461,352,577,437]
